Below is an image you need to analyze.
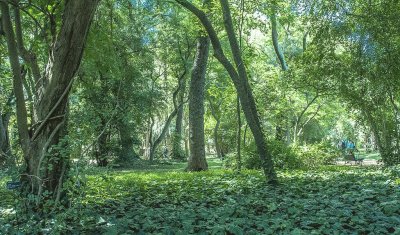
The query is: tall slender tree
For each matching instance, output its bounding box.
[176,0,277,183]
[187,35,209,171]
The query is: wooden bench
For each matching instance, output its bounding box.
[344,154,364,165]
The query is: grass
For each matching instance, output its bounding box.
[358,152,382,160]
[355,149,382,160]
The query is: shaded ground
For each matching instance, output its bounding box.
[1,159,399,234]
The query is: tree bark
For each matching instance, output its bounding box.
[172,74,187,160]
[94,118,109,167]
[149,107,179,161]
[95,129,108,167]
[0,112,11,166]
[293,94,319,144]
[150,73,186,161]
[117,119,138,162]
[271,11,288,71]
[1,2,30,153]
[271,9,288,143]
[187,36,209,171]
[13,1,42,97]
[176,0,277,183]
[172,103,185,160]
[236,94,241,171]
[2,0,99,209]
[208,98,222,159]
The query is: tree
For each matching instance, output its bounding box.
[176,0,277,183]
[187,35,209,171]
[1,0,99,209]
[0,108,11,166]
[299,0,400,165]
[207,96,223,159]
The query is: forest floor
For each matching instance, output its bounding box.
[1,158,400,234]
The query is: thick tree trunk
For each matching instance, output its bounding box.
[2,0,99,209]
[185,124,190,158]
[118,119,138,162]
[176,0,277,183]
[28,1,99,207]
[187,36,209,171]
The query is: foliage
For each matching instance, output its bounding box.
[293,141,340,168]
[1,164,400,234]
[225,140,338,170]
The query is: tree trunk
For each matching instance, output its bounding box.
[2,0,99,210]
[214,119,221,159]
[185,124,190,158]
[236,95,241,171]
[149,108,179,161]
[172,77,187,160]
[149,75,186,161]
[187,36,209,171]
[176,0,277,183]
[208,98,222,159]
[117,119,138,162]
[271,10,288,143]
[95,119,109,167]
[0,112,12,166]
[1,2,30,155]
[271,11,288,71]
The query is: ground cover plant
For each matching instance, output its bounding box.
[1,160,400,234]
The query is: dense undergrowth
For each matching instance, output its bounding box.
[1,161,400,234]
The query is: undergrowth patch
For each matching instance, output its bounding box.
[1,165,400,234]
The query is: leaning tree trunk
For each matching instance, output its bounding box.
[172,67,189,161]
[172,82,187,160]
[187,36,209,171]
[176,0,277,183]
[270,11,288,71]
[2,0,99,209]
[149,75,185,161]
[95,119,109,167]
[271,10,288,143]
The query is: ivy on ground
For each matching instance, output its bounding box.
[1,166,400,234]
